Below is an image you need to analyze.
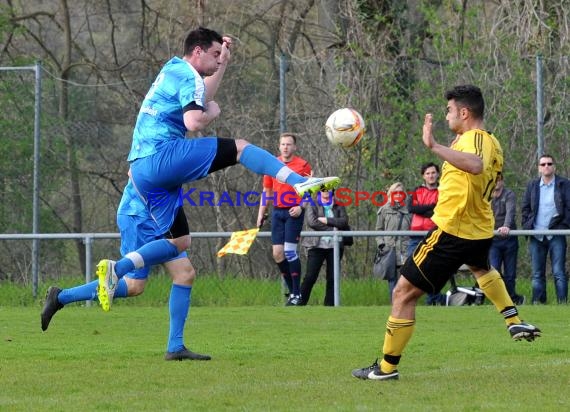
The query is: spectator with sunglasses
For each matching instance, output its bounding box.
[521,154,570,304]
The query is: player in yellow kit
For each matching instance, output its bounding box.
[352,85,541,381]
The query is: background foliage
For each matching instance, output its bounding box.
[0,0,569,285]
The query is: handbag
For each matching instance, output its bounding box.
[373,244,396,280]
[342,225,354,247]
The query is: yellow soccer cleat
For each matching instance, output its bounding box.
[293,176,341,198]
[96,259,118,312]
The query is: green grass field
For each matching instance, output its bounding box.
[1,304,568,411]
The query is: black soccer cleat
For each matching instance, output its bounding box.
[41,286,64,331]
[508,322,541,342]
[285,294,302,306]
[352,359,399,381]
[164,346,212,361]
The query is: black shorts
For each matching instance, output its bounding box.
[400,227,492,294]
[208,138,238,174]
[163,207,189,239]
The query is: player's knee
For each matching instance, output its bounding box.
[272,251,284,262]
[393,278,423,305]
[178,267,196,286]
[234,139,250,153]
[186,265,197,282]
[284,248,299,262]
[170,262,196,286]
[171,235,191,252]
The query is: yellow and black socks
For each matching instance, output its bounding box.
[380,316,416,373]
[477,269,521,325]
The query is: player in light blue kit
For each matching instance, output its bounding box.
[41,180,204,359]
[42,27,340,361]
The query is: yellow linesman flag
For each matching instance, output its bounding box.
[217,227,260,257]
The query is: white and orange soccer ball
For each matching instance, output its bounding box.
[324,108,365,148]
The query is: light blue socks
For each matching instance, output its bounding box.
[58,278,128,305]
[239,145,306,186]
[167,284,192,352]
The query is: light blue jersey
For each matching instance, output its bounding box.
[128,56,206,161]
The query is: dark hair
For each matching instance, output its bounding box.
[539,154,554,163]
[421,162,439,175]
[445,85,484,119]
[183,27,223,56]
[280,132,297,144]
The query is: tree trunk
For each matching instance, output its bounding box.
[59,0,86,274]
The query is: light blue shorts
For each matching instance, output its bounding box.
[117,213,187,280]
[129,138,217,234]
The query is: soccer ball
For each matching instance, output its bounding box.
[325,108,365,148]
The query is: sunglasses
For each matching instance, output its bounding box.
[539,162,553,166]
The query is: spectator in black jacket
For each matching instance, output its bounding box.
[521,154,570,304]
[300,190,350,306]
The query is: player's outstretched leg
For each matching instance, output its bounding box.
[238,144,341,196]
[42,275,129,328]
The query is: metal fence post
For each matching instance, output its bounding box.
[84,235,93,307]
[333,231,341,306]
[31,61,42,298]
[0,64,42,297]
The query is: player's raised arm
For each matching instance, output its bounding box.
[422,113,483,175]
[204,36,232,102]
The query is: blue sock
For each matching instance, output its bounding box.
[240,145,306,186]
[167,284,192,353]
[115,239,178,276]
[58,280,99,304]
[58,278,129,305]
[114,278,128,298]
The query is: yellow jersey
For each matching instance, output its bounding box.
[432,129,503,239]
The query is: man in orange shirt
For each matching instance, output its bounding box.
[257,133,312,305]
